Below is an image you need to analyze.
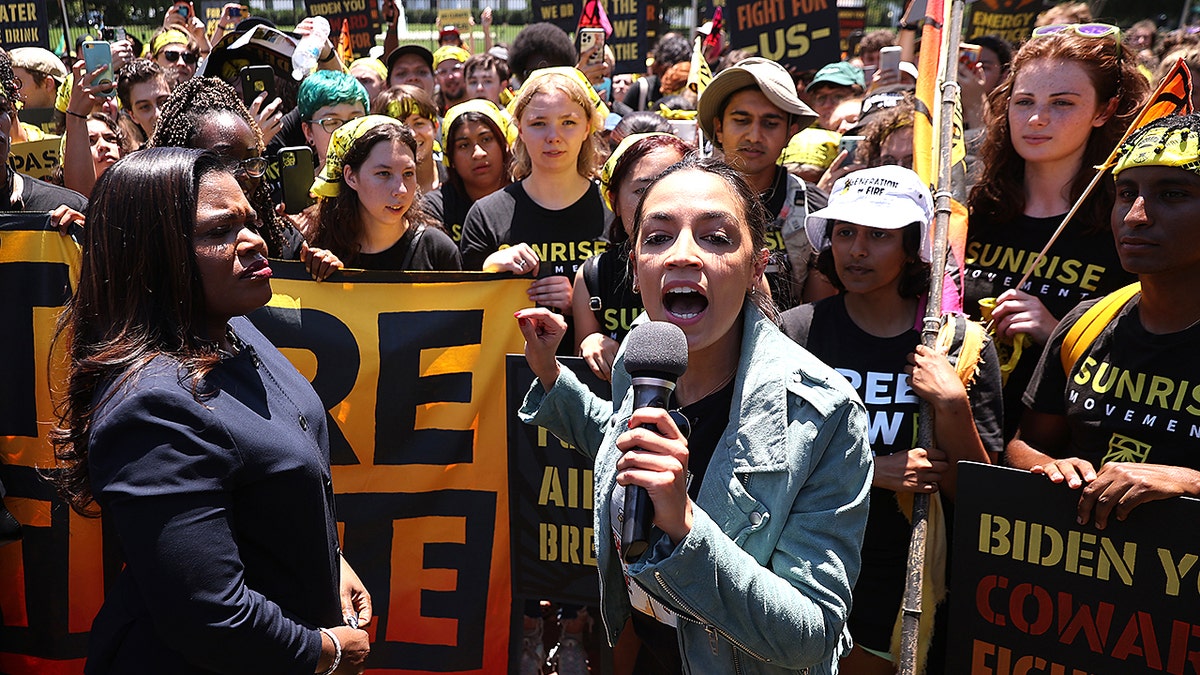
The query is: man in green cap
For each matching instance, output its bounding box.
[1009,113,1200,528]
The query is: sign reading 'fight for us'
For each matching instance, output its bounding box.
[947,463,1200,675]
[726,0,840,70]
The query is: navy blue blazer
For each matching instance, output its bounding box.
[84,317,341,674]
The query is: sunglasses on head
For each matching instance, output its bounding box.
[161,50,200,65]
[1031,23,1121,40]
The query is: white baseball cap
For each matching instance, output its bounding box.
[805,165,934,261]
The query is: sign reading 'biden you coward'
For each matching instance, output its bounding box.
[725,0,840,71]
[947,463,1200,675]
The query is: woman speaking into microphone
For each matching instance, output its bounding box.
[515,155,872,674]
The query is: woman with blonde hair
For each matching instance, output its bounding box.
[460,67,610,345]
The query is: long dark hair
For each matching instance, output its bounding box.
[312,122,437,265]
[815,222,931,298]
[631,153,777,322]
[968,31,1149,231]
[52,148,232,516]
[445,110,513,197]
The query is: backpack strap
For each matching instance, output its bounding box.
[1059,282,1141,376]
[582,253,604,313]
[637,76,650,110]
[399,223,426,270]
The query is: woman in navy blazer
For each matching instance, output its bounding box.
[52,148,371,674]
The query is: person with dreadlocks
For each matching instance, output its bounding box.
[151,77,303,259]
[1008,112,1200,529]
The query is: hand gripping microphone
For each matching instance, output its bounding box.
[620,321,689,563]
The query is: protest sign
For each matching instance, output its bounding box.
[0,220,532,672]
[725,0,840,70]
[947,462,1200,674]
[532,0,579,36]
[0,0,50,48]
[604,0,656,76]
[305,0,380,59]
[7,136,60,180]
[964,0,1039,44]
[507,356,609,606]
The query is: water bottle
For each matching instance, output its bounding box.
[291,15,330,80]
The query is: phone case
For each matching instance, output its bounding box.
[280,147,316,215]
[240,66,274,108]
[82,41,116,98]
[580,29,605,65]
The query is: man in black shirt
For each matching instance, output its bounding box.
[1009,114,1200,529]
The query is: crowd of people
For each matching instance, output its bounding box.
[2,1,1200,673]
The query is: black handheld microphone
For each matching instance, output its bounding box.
[621,321,689,563]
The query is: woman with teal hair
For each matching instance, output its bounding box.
[298,69,369,171]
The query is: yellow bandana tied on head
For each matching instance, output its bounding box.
[599,132,673,211]
[150,28,191,56]
[432,46,470,68]
[1112,124,1200,176]
[348,57,388,82]
[311,115,403,198]
[441,99,517,166]
[509,66,610,123]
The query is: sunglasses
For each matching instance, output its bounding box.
[1031,23,1121,40]
[160,50,200,65]
[236,156,267,178]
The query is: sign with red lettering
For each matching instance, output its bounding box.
[963,0,1038,45]
[947,463,1200,674]
[304,0,379,59]
[725,0,840,71]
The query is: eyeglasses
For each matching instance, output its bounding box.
[312,114,365,133]
[236,156,267,178]
[160,50,200,65]
[1031,23,1121,40]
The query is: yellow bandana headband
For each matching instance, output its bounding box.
[311,115,403,198]
[1112,124,1200,176]
[433,46,470,68]
[508,66,610,124]
[599,132,673,211]
[150,29,191,55]
[441,99,517,166]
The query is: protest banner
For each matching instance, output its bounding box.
[532,0,579,37]
[947,462,1200,674]
[604,0,656,77]
[963,0,1039,44]
[507,356,609,607]
[725,0,841,71]
[200,0,224,36]
[7,136,61,180]
[305,0,380,59]
[837,0,866,55]
[438,7,472,30]
[0,0,50,48]
[0,219,532,672]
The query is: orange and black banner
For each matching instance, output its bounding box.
[0,219,531,672]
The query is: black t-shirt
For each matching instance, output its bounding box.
[621,75,661,111]
[581,243,643,344]
[628,378,734,674]
[964,213,1135,438]
[1024,295,1200,471]
[421,182,473,245]
[780,295,1003,654]
[353,223,463,271]
[459,181,610,275]
[7,172,88,212]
